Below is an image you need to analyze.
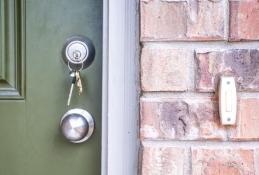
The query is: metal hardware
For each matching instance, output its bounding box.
[219,76,237,125]
[75,71,83,95]
[60,36,95,143]
[67,71,76,106]
[60,108,94,143]
[62,35,95,71]
[66,70,82,106]
[66,41,88,64]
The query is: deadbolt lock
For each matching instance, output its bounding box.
[62,35,95,71]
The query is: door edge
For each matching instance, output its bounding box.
[102,0,140,175]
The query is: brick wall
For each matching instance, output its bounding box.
[139,0,259,174]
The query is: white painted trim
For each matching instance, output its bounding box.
[102,0,140,175]
[101,0,108,173]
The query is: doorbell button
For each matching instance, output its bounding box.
[60,108,95,143]
[219,76,237,125]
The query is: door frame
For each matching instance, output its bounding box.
[102,0,139,175]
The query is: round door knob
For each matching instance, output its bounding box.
[62,35,95,71]
[60,108,94,143]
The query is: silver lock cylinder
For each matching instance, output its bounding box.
[62,35,95,70]
[60,108,94,143]
[65,40,89,64]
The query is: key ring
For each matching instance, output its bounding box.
[68,62,84,72]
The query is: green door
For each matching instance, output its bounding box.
[0,0,102,174]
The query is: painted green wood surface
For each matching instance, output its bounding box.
[0,0,102,174]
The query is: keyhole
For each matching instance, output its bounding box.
[73,50,81,60]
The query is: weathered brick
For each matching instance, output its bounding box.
[230,99,259,140]
[141,145,187,175]
[230,0,259,41]
[140,0,225,41]
[196,49,259,92]
[186,0,225,40]
[192,148,255,175]
[140,98,227,140]
[140,0,187,41]
[141,46,191,91]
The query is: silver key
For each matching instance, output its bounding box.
[67,71,76,106]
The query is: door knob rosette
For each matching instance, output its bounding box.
[60,108,94,143]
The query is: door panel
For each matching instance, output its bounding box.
[0,0,102,174]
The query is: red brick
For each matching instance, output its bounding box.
[186,0,225,40]
[141,46,191,91]
[230,99,259,140]
[140,0,187,41]
[230,0,259,41]
[140,98,227,140]
[141,145,187,175]
[192,148,255,175]
[140,0,225,41]
[196,49,259,92]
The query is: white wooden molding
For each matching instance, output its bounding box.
[102,0,140,175]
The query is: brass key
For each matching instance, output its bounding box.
[76,71,83,95]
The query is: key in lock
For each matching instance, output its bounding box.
[73,50,82,60]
